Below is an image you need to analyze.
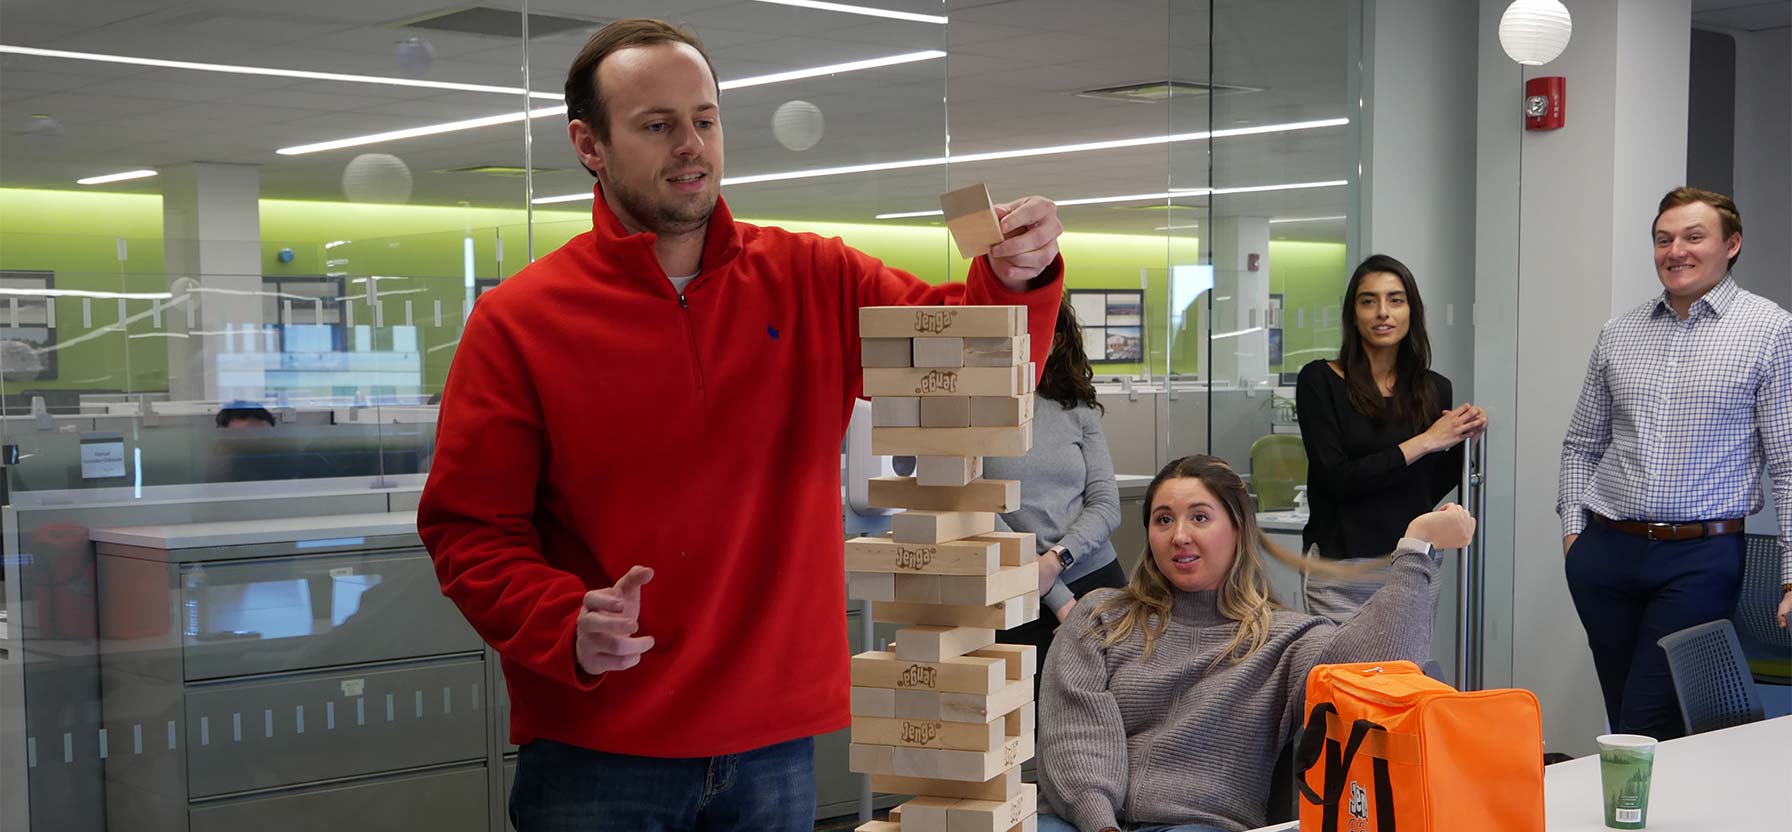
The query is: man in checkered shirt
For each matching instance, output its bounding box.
[1558,186,1791,741]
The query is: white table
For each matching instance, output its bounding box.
[1245,715,1792,832]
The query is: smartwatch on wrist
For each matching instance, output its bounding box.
[1048,544,1073,569]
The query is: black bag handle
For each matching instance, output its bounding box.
[1296,705,1397,832]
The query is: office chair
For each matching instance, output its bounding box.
[1657,619,1764,735]
[1735,534,1791,685]
[1250,434,1307,511]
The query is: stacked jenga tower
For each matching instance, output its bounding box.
[849,304,1042,832]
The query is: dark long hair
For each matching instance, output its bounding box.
[1336,254,1436,431]
[1036,297,1103,414]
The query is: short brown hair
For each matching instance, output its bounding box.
[564,19,717,145]
[1655,186,1743,269]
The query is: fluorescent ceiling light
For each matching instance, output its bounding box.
[749,0,949,25]
[77,169,157,185]
[1154,224,1201,231]
[1268,215,1347,223]
[534,117,1348,203]
[276,50,946,156]
[873,180,1348,218]
[0,44,561,99]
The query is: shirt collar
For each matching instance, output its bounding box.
[1652,273,1737,320]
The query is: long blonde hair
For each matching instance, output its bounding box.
[1088,455,1378,665]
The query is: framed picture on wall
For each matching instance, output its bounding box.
[1267,293,1285,368]
[0,270,58,381]
[1068,288,1146,364]
[263,275,346,353]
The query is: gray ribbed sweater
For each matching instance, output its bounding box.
[982,395,1122,612]
[1037,543,1439,832]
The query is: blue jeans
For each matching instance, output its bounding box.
[1565,520,1745,740]
[508,736,815,831]
[1036,813,1231,832]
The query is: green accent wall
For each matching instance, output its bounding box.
[1,188,1335,394]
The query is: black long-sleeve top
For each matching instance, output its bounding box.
[1295,359,1463,559]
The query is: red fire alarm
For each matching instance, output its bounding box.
[1247,253,1261,272]
[1525,76,1566,130]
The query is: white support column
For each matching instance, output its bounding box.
[1207,216,1272,388]
[161,162,264,404]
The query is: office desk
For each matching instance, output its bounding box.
[1244,716,1791,832]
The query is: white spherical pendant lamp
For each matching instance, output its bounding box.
[1499,0,1573,66]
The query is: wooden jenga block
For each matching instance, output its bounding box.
[913,337,966,368]
[916,455,980,487]
[966,644,1036,681]
[940,678,1033,724]
[892,510,995,544]
[964,335,1028,367]
[888,806,902,822]
[947,784,1036,832]
[895,625,996,662]
[940,184,1004,260]
[860,306,1022,339]
[888,734,1033,782]
[868,476,1020,513]
[870,769,1023,803]
[852,686,897,717]
[967,532,1037,567]
[893,573,942,604]
[862,337,914,368]
[851,742,895,774]
[846,537,1000,576]
[1006,817,1037,832]
[874,396,921,427]
[852,714,1003,753]
[969,394,1034,427]
[848,571,896,601]
[873,424,1032,458]
[1004,702,1036,737]
[1021,362,1036,394]
[935,562,1038,607]
[898,795,957,831]
[851,651,1005,695]
[871,593,1038,630]
[920,397,972,427]
[895,688,942,720]
[863,367,1023,398]
[855,822,901,832]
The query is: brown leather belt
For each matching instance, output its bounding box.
[1596,516,1743,541]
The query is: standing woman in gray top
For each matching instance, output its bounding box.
[1035,455,1473,832]
[985,299,1126,693]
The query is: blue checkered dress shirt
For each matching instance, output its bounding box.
[1557,276,1792,582]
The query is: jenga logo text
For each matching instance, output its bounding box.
[894,546,935,571]
[899,664,937,689]
[913,309,958,334]
[900,721,940,745]
[916,370,958,394]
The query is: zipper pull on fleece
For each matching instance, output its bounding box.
[679,294,688,308]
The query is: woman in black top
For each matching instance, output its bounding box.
[1295,254,1486,621]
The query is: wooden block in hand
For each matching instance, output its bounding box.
[871,593,1038,630]
[892,510,995,544]
[967,532,1038,567]
[863,367,1023,398]
[851,651,1004,695]
[846,537,1000,576]
[934,562,1038,607]
[868,476,1019,513]
[895,625,996,662]
[853,686,897,717]
[919,397,972,428]
[948,784,1037,832]
[870,769,1022,803]
[916,454,979,486]
[862,337,913,368]
[874,397,921,427]
[848,571,896,601]
[939,183,1005,259]
[860,306,1022,339]
[969,395,1034,427]
[966,644,1037,681]
[913,337,965,368]
[874,424,1032,458]
[964,335,1028,367]
[851,714,1003,753]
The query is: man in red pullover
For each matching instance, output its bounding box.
[418,18,1066,831]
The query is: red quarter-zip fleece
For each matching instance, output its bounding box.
[419,188,1063,756]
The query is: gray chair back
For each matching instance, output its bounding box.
[1657,619,1764,735]
[1737,535,1791,646]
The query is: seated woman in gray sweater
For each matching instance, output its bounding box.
[1036,455,1474,832]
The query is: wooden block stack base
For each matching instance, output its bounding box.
[855,304,1040,832]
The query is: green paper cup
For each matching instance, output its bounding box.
[1597,733,1657,829]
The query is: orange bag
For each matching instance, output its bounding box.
[1294,661,1544,832]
